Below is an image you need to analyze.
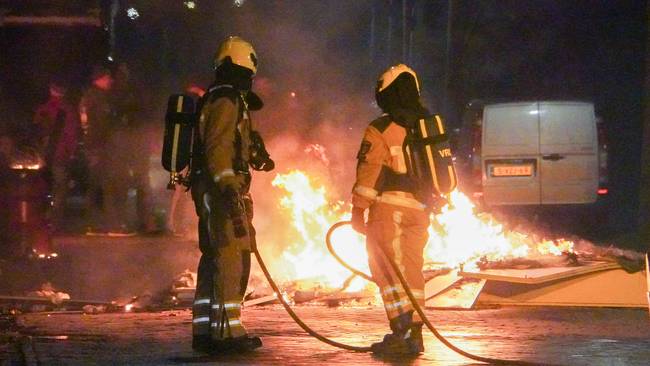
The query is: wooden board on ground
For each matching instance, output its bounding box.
[425,279,486,309]
[471,263,648,308]
[424,271,461,301]
[243,294,279,307]
[459,261,621,285]
[424,261,648,309]
[316,291,375,306]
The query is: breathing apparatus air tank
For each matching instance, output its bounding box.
[403,115,458,207]
[162,94,195,188]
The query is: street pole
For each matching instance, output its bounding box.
[402,0,408,63]
[108,0,119,62]
[370,2,376,65]
[638,0,650,251]
[409,1,416,64]
[387,0,393,63]
[444,0,454,120]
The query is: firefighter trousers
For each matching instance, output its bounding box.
[191,184,254,340]
[366,201,429,325]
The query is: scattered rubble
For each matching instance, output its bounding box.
[82,305,107,314]
[26,282,70,306]
[0,281,116,314]
[167,269,197,307]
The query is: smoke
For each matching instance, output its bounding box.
[161,2,381,253]
[6,2,436,299]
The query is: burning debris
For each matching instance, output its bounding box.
[5,168,640,315]
[265,170,582,280]
[123,292,154,312]
[256,168,648,309]
[81,304,108,315]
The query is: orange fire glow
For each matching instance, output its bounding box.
[270,171,370,292]
[268,169,574,289]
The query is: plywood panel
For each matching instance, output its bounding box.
[475,268,647,308]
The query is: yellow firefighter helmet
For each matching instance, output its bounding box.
[376,64,420,94]
[214,36,258,75]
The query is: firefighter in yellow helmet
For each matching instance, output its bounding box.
[351,64,445,355]
[190,36,273,354]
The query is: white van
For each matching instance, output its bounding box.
[458,101,608,206]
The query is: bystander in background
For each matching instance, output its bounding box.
[107,62,156,235]
[79,66,115,235]
[32,79,79,232]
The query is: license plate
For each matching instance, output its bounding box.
[491,164,533,177]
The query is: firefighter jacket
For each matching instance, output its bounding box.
[353,115,425,211]
[194,85,252,194]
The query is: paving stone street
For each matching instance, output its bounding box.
[3,304,648,365]
[1,236,649,365]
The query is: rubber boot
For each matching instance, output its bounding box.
[208,336,262,354]
[406,322,424,354]
[192,335,212,353]
[228,335,263,352]
[371,312,422,355]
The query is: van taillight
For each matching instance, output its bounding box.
[597,122,608,193]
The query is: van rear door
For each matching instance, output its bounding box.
[539,102,598,204]
[482,102,541,205]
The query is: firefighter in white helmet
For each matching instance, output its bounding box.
[351,64,445,355]
[190,36,273,354]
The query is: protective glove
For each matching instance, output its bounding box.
[351,206,367,235]
[222,185,248,238]
[249,131,275,172]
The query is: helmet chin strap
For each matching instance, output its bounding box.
[214,75,252,93]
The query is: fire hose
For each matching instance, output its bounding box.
[252,220,561,364]
[322,220,562,366]
[252,245,371,352]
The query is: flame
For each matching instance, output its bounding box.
[269,170,574,289]
[427,190,573,271]
[271,171,370,292]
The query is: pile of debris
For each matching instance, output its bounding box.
[165,269,377,309]
[0,282,117,314]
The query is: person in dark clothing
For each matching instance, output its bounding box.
[79,66,115,234]
[32,80,79,230]
[104,63,155,234]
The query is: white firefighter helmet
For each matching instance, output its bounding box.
[376,64,420,94]
[214,36,258,75]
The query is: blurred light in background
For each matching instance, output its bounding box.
[126,7,140,20]
[184,1,196,10]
